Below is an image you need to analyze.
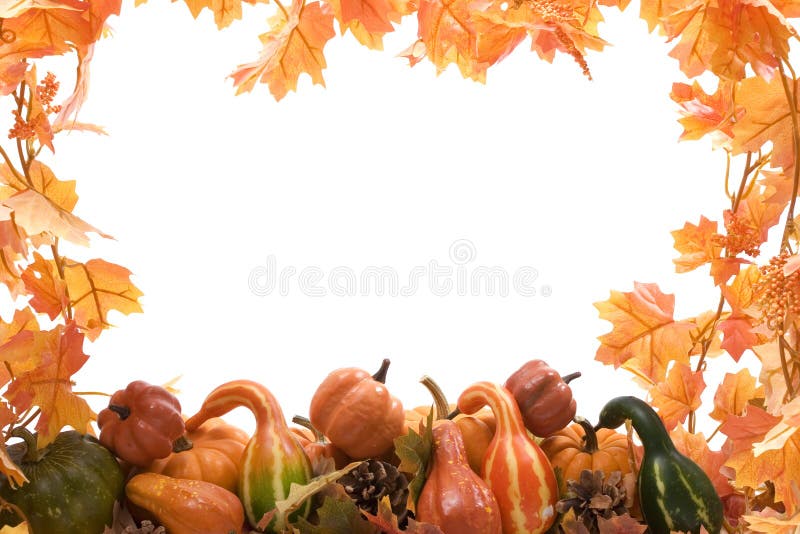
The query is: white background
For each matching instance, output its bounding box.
[32,0,758,436]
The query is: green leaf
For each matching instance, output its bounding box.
[393,409,434,512]
[295,496,378,534]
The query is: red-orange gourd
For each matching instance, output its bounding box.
[539,416,632,491]
[125,472,244,534]
[458,381,558,534]
[504,359,580,437]
[97,380,185,466]
[309,359,405,459]
[416,419,503,534]
[145,417,248,493]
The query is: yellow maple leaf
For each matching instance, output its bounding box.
[62,258,143,341]
[230,0,336,101]
[595,282,695,385]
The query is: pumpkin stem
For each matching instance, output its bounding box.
[172,435,194,453]
[574,416,599,453]
[108,404,131,420]
[372,358,391,384]
[445,407,461,420]
[561,372,581,384]
[10,426,42,462]
[292,415,325,442]
[419,375,450,420]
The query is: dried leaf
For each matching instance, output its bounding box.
[670,80,736,144]
[669,425,733,498]
[2,189,110,246]
[597,514,647,534]
[595,282,694,384]
[393,409,433,512]
[295,495,378,533]
[21,252,68,320]
[753,341,799,415]
[62,258,143,341]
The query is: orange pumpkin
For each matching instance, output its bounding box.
[309,359,405,459]
[539,416,631,490]
[290,416,350,470]
[145,417,248,493]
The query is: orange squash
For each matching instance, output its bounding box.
[309,359,405,459]
[125,472,244,534]
[145,417,248,494]
[291,415,350,470]
[539,416,631,490]
[416,419,502,534]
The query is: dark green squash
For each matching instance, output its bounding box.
[0,427,125,534]
[595,396,723,534]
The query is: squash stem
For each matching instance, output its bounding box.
[419,375,450,420]
[292,415,325,442]
[445,407,461,420]
[561,372,581,384]
[10,426,41,462]
[172,435,194,453]
[372,358,391,383]
[573,416,599,453]
[108,404,130,420]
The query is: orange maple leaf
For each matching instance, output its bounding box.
[5,323,92,447]
[661,0,794,81]
[726,418,800,514]
[743,507,800,533]
[595,282,694,384]
[649,362,705,430]
[710,368,760,423]
[732,74,799,170]
[230,0,335,101]
[672,215,721,273]
[0,160,78,212]
[0,401,26,489]
[0,308,50,382]
[327,0,411,49]
[62,257,143,341]
[753,341,800,414]
[670,425,734,498]
[4,1,93,55]
[21,252,68,320]
[412,0,483,80]
[670,80,736,144]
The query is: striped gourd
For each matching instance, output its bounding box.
[185,380,312,532]
[457,381,558,534]
[595,396,723,534]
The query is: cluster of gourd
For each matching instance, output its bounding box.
[0,358,724,534]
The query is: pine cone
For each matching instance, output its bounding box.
[338,459,410,525]
[556,469,629,533]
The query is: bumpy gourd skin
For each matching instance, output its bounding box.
[596,396,723,534]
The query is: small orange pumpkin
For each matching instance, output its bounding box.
[539,416,631,490]
[291,415,350,470]
[309,359,405,459]
[145,417,248,493]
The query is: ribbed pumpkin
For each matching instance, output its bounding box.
[145,417,248,493]
[309,359,405,459]
[504,360,580,437]
[539,416,631,490]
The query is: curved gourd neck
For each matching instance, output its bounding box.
[603,396,673,454]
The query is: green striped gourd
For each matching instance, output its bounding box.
[595,396,723,534]
[185,380,312,532]
[457,381,558,534]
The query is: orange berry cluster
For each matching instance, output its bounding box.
[757,251,800,334]
[713,209,761,257]
[8,110,34,140]
[36,72,61,115]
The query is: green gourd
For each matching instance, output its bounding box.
[595,396,722,534]
[0,428,125,533]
